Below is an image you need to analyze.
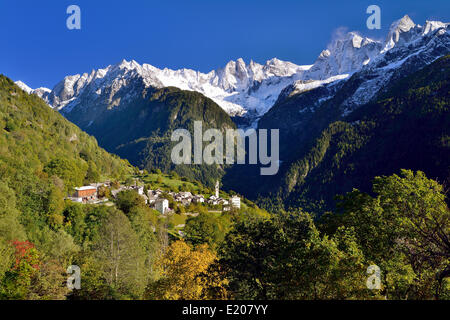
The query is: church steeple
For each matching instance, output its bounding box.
[215,180,220,198]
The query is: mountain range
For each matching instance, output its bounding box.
[14,15,450,210]
[226,15,450,211]
[17,16,448,123]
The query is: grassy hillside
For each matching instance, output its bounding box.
[0,74,136,237]
[0,75,134,190]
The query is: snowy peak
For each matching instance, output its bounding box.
[341,16,449,113]
[15,80,33,94]
[389,14,416,34]
[32,15,449,125]
[216,58,252,92]
[383,15,417,52]
[14,80,51,101]
[305,15,449,81]
[210,57,307,93]
[44,57,311,118]
[304,32,382,80]
[382,16,449,53]
[47,59,165,110]
[116,59,140,70]
[263,58,309,77]
[422,20,450,35]
[273,15,449,120]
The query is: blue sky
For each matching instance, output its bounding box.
[0,0,448,89]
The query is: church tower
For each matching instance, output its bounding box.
[215,180,219,198]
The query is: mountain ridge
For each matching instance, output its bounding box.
[17,15,448,128]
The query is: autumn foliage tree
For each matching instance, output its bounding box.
[0,241,40,299]
[145,241,226,300]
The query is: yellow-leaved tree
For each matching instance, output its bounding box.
[146,240,228,300]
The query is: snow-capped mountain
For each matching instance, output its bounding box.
[277,15,449,116]
[35,57,311,120]
[14,81,51,101]
[244,15,450,208]
[15,15,449,128]
[303,32,383,80]
[259,14,450,145]
[155,58,312,118]
[15,80,33,94]
[340,16,449,114]
[382,14,417,52]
